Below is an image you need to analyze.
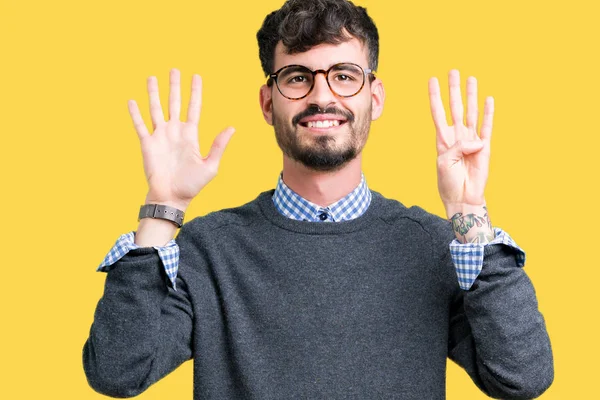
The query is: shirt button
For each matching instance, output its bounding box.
[319,213,328,221]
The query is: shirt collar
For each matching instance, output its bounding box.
[272,172,372,222]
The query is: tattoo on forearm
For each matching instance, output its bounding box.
[450,206,494,243]
[468,231,496,244]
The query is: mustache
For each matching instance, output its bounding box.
[292,105,355,126]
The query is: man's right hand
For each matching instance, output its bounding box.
[128,68,235,213]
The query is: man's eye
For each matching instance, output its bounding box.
[334,74,356,82]
[288,75,308,84]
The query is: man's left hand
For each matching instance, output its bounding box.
[428,70,495,242]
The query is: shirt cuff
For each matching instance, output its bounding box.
[449,227,526,291]
[97,231,180,289]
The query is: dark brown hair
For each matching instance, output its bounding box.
[257,0,379,79]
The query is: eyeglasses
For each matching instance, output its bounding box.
[268,62,375,100]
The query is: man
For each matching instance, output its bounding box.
[83,0,553,398]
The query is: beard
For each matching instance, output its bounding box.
[272,104,372,172]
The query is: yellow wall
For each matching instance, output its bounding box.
[1,0,597,398]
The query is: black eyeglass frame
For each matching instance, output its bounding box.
[268,62,376,100]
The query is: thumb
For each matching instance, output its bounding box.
[448,140,484,158]
[205,127,236,165]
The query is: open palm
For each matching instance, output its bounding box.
[428,69,494,209]
[128,69,235,211]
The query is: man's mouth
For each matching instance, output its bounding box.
[297,113,349,130]
[293,106,353,130]
[300,119,345,129]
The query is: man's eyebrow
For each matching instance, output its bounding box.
[330,63,361,71]
[272,65,307,74]
[284,65,309,72]
[280,62,360,71]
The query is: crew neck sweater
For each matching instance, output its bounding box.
[83,190,553,399]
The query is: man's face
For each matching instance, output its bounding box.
[260,38,384,172]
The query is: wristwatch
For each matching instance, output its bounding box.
[138,204,185,228]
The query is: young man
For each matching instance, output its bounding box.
[83,0,553,398]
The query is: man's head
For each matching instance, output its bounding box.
[257,0,385,172]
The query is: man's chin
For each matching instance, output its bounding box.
[290,148,357,172]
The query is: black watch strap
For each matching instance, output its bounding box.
[138,204,185,228]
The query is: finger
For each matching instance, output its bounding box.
[187,74,203,126]
[169,68,181,121]
[147,76,165,129]
[480,96,494,141]
[428,77,448,132]
[448,69,464,126]
[466,76,478,133]
[127,100,149,139]
[205,127,236,165]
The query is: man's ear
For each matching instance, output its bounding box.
[370,78,385,121]
[260,84,274,125]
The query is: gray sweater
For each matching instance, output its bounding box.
[83,190,553,399]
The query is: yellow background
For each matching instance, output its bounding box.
[1,0,597,398]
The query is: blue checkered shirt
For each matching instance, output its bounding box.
[98,173,525,290]
[272,173,372,222]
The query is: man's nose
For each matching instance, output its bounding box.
[307,73,336,108]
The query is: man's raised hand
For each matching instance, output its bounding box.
[428,69,494,214]
[127,68,235,212]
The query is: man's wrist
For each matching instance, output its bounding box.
[444,202,487,219]
[144,197,190,213]
[445,203,495,244]
[139,203,185,228]
[135,195,189,247]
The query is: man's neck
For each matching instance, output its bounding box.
[281,155,363,208]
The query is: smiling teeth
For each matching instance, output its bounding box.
[307,120,340,128]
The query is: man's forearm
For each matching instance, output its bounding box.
[449,243,554,398]
[135,217,179,247]
[84,249,193,397]
[446,203,495,244]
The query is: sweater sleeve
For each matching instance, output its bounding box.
[443,232,554,399]
[82,224,196,398]
[449,227,525,290]
[97,231,180,289]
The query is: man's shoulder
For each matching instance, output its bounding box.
[180,190,272,234]
[373,191,453,239]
